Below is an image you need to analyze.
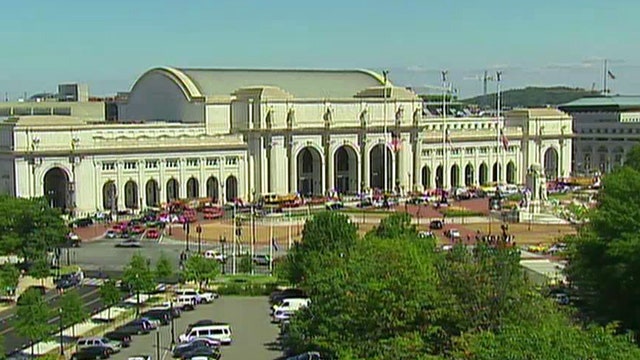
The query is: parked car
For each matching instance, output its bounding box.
[71,217,94,228]
[55,273,82,290]
[546,242,567,255]
[174,295,197,311]
[76,337,122,353]
[103,331,132,347]
[325,200,344,210]
[127,356,151,360]
[271,298,311,315]
[116,320,152,335]
[269,288,307,305]
[174,289,218,304]
[252,254,271,266]
[140,310,171,325]
[271,309,295,324]
[178,323,232,345]
[105,230,118,239]
[70,346,111,360]
[149,302,182,318]
[179,346,222,360]
[429,220,444,230]
[445,229,461,239]
[418,231,435,239]
[286,352,322,360]
[130,225,145,235]
[116,239,142,248]
[527,243,548,253]
[172,338,220,358]
[203,250,226,263]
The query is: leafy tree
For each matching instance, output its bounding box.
[238,252,253,274]
[181,254,219,289]
[0,196,68,261]
[0,264,20,296]
[155,252,174,282]
[29,256,50,287]
[624,144,640,171]
[14,288,53,356]
[372,212,417,239]
[122,252,155,312]
[59,290,87,337]
[99,280,121,322]
[566,166,640,331]
[282,212,358,284]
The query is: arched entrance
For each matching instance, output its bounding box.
[145,179,159,207]
[479,163,488,185]
[334,146,358,194]
[43,167,68,210]
[450,164,460,188]
[102,181,117,211]
[421,166,431,189]
[186,177,199,199]
[506,162,516,184]
[225,176,238,202]
[464,164,474,186]
[369,144,393,191]
[166,178,179,202]
[124,180,138,209]
[492,163,501,183]
[544,148,559,179]
[297,147,323,196]
[435,165,443,189]
[206,176,219,202]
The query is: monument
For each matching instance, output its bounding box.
[525,163,547,214]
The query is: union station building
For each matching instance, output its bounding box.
[0,67,573,216]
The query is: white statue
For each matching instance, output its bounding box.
[527,164,546,201]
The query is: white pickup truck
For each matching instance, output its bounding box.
[174,288,218,305]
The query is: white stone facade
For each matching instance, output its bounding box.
[0,67,573,217]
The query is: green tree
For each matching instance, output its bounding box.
[181,254,219,289]
[0,264,20,296]
[59,290,87,337]
[282,212,358,284]
[624,144,640,171]
[0,196,68,261]
[14,288,53,356]
[238,252,253,274]
[372,212,417,240]
[29,256,50,287]
[99,280,121,322]
[155,252,174,282]
[566,166,640,331]
[122,252,155,311]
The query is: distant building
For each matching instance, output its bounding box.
[58,83,89,102]
[0,67,572,216]
[559,96,640,174]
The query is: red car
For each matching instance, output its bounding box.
[146,229,160,239]
[203,207,224,219]
[130,225,145,234]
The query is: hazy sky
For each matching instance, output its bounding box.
[1,0,639,99]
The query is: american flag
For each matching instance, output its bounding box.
[500,128,509,150]
[445,129,455,149]
[390,132,402,152]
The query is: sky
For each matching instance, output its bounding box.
[1,0,639,99]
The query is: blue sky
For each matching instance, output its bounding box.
[1,0,639,98]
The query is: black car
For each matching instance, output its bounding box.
[172,340,212,358]
[180,346,221,360]
[252,255,271,266]
[71,217,94,228]
[115,240,141,248]
[104,331,132,347]
[270,289,307,305]
[429,220,444,230]
[56,273,81,290]
[115,322,151,336]
[140,310,171,325]
[70,346,111,360]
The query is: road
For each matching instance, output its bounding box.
[115,296,282,360]
[3,286,104,356]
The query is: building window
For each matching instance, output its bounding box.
[451,148,460,155]
[123,161,137,170]
[52,107,72,116]
[206,158,219,167]
[166,159,179,168]
[480,147,488,154]
[465,148,474,155]
[102,162,116,171]
[225,157,238,166]
[436,149,443,156]
[145,160,159,169]
[186,158,200,167]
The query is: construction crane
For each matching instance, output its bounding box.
[464,70,495,108]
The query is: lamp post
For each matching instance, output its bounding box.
[59,308,64,356]
[135,273,140,316]
[183,222,190,252]
[170,299,176,345]
[219,235,226,275]
[196,224,202,254]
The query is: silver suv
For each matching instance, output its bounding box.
[76,337,122,353]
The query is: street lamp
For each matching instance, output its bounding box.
[183,222,191,252]
[196,224,202,254]
[170,299,176,345]
[59,308,64,356]
[219,235,226,275]
[135,273,140,316]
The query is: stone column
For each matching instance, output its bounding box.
[362,142,370,189]
[269,135,289,195]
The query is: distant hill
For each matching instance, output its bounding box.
[462,86,601,108]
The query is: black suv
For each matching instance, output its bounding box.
[70,346,111,359]
[104,331,132,347]
[140,310,171,325]
[429,220,444,230]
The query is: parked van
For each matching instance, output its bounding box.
[178,323,232,345]
[76,337,122,353]
[271,298,310,315]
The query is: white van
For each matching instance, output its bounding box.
[178,324,232,345]
[271,298,310,314]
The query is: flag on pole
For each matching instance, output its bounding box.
[445,129,455,149]
[272,239,279,252]
[389,131,402,152]
[607,70,616,80]
[500,128,509,150]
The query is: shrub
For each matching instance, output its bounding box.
[441,207,484,217]
[216,282,281,296]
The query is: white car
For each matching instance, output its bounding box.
[271,309,295,324]
[175,289,218,304]
[203,250,226,263]
[178,323,232,345]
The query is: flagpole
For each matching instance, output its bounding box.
[382,70,389,193]
[269,216,274,275]
[287,207,292,250]
[497,71,504,185]
[232,203,237,275]
[441,70,448,191]
[603,59,608,96]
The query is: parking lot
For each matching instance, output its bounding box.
[115,296,282,360]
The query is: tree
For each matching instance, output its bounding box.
[99,280,121,322]
[29,256,50,287]
[155,252,174,282]
[59,290,87,337]
[624,144,640,171]
[0,196,68,261]
[181,254,219,289]
[0,264,20,296]
[372,212,417,240]
[122,252,155,311]
[567,166,640,332]
[238,252,253,274]
[14,288,53,356]
[282,212,358,284]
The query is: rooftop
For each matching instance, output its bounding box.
[559,96,640,110]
